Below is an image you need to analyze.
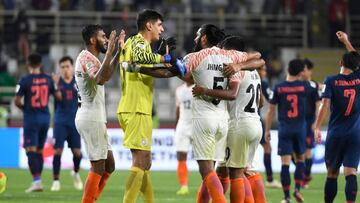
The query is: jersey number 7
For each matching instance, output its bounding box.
[344,89,356,116]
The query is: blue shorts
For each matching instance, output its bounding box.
[325,134,360,170]
[277,124,306,156]
[53,122,81,149]
[23,121,49,149]
[305,122,315,149]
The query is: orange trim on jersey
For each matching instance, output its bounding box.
[186,47,248,71]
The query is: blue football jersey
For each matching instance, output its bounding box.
[261,80,273,101]
[16,73,55,122]
[322,73,360,136]
[270,80,310,129]
[54,77,78,124]
[305,80,321,123]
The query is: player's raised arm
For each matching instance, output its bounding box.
[92,30,123,85]
[337,31,356,52]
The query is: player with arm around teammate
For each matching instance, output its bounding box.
[192,35,266,203]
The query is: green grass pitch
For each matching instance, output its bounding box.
[0,169,357,203]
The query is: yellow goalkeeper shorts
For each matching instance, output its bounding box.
[118,112,152,151]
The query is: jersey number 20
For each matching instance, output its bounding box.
[244,84,261,113]
[31,85,49,108]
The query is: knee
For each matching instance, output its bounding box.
[106,163,115,174]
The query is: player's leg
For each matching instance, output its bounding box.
[37,122,49,177]
[292,127,306,202]
[304,123,315,188]
[280,155,292,202]
[324,135,342,203]
[216,165,230,194]
[228,167,246,203]
[176,151,189,194]
[120,113,154,203]
[95,150,115,199]
[245,121,265,203]
[23,123,43,192]
[51,123,66,191]
[76,120,107,203]
[343,136,360,203]
[175,124,190,195]
[69,124,83,190]
[194,118,226,203]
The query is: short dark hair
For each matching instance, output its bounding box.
[28,53,42,67]
[303,58,314,70]
[82,24,103,45]
[200,24,225,47]
[137,9,163,31]
[288,59,305,76]
[342,51,360,71]
[59,56,73,65]
[219,35,245,51]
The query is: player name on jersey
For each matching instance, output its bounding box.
[207,64,224,71]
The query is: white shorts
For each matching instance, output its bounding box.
[226,118,262,168]
[192,118,228,161]
[175,120,192,152]
[75,120,112,161]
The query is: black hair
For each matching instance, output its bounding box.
[59,56,73,65]
[200,24,226,47]
[137,9,164,31]
[82,24,103,45]
[342,51,360,71]
[303,58,314,70]
[288,59,305,76]
[219,35,245,51]
[28,53,42,67]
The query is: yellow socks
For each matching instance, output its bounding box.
[123,167,144,203]
[141,170,154,203]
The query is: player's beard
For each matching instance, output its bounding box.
[96,40,107,54]
[193,38,202,52]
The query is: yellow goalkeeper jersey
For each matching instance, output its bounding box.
[117,33,161,115]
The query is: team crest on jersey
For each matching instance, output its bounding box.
[141,138,148,147]
[136,44,145,50]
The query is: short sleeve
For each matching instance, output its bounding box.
[183,53,196,72]
[79,53,100,75]
[269,85,278,104]
[15,78,25,96]
[231,50,248,64]
[321,77,332,99]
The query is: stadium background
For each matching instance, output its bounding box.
[0,0,360,202]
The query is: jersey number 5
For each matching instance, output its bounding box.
[344,89,356,116]
[286,94,298,118]
[211,77,224,105]
[31,85,49,108]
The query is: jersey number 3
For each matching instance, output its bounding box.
[31,85,49,108]
[344,89,356,116]
[286,94,298,118]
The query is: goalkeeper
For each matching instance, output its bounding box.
[117,9,184,203]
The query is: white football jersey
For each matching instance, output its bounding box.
[74,50,106,123]
[228,70,261,120]
[185,47,248,118]
[175,83,194,122]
